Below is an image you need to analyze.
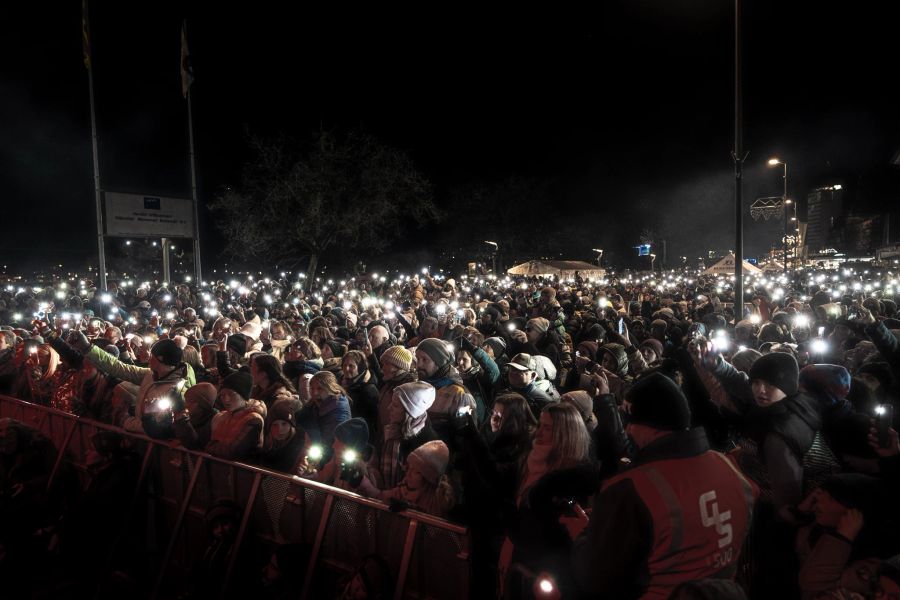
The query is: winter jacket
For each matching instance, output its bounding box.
[345,374,379,432]
[572,428,758,600]
[376,420,440,489]
[423,369,476,442]
[206,401,265,461]
[258,429,306,474]
[460,347,500,423]
[296,394,351,447]
[375,371,417,449]
[84,345,195,434]
[505,382,556,417]
[711,357,823,511]
[253,382,297,411]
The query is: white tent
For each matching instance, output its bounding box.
[507,260,606,280]
[700,253,761,276]
[758,260,785,273]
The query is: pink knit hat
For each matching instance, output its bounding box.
[406,440,449,485]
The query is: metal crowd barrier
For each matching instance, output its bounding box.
[0,395,470,600]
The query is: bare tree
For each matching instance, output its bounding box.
[211,130,440,284]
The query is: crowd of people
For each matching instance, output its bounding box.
[1,264,900,599]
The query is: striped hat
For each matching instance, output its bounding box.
[380,345,413,372]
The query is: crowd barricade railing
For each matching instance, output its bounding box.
[0,395,470,600]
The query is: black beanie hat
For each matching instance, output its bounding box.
[748,352,799,396]
[334,417,369,452]
[151,338,183,367]
[226,332,251,357]
[626,372,691,431]
[821,473,881,515]
[221,370,253,401]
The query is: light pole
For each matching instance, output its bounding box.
[768,158,789,273]
[733,0,746,313]
[592,248,604,268]
[650,253,657,273]
[484,240,498,275]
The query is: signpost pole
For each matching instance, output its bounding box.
[162,238,171,284]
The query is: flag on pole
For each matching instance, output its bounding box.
[181,20,194,98]
[82,0,92,69]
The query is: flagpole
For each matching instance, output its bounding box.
[183,20,202,284]
[187,86,202,284]
[84,0,107,291]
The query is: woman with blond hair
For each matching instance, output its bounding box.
[16,343,60,406]
[498,402,600,598]
[296,370,351,446]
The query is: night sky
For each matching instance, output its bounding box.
[2,1,898,274]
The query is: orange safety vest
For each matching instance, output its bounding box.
[605,451,758,600]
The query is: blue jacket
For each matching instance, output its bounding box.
[298,393,351,447]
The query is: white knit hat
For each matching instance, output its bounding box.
[393,381,435,419]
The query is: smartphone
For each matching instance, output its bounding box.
[876,404,894,448]
[617,318,624,335]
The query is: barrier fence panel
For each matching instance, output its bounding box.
[0,396,470,599]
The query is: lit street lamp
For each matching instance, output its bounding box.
[592,248,603,268]
[768,158,790,273]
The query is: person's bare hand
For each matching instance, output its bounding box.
[694,339,720,370]
[868,424,900,457]
[590,369,610,396]
[853,306,876,325]
[558,502,591,540]
[837,509,864,540]
[798,487,824,514]
[218,333,228,353]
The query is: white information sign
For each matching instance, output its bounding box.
[104,192,194,238]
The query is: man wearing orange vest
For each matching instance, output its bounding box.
[570,372,758,600]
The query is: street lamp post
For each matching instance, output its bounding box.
[484,240,498,275]
[592,248,603,268]
[733,0,746,313]
[768,158,788,274]
[650,253,657,273]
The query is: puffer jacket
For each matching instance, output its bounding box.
[85,345,195,434]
